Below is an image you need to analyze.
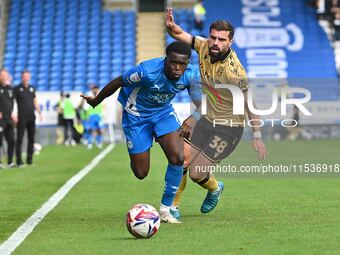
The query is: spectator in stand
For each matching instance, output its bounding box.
[333,12,340,40]
[316,0,334,20]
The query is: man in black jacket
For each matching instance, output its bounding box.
[14,70,42,166]
[0,69,15,168]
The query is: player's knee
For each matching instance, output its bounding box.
[184,158,190,168]
[131,165,149,180]
[168,153,184,166]
[134,172,148,180]
[189,169,204,183]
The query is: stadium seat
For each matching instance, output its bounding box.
[3,0,136,92]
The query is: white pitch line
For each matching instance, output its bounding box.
[0,144,115,255]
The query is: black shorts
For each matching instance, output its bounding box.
[188,117,243,163]
[57,114,64,126]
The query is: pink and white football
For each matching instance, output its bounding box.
[126,204,160,239]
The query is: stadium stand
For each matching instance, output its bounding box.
[168,0,339,101]
[3,0,136,91]
[3,0,338,101]
[313,0,340,75]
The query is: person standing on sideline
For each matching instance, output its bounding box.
[62,93,76,146]
[0,69,15,168]
[86,85,104,149]
[193,0,206,35]
[55,91,65,145]
[14,70,42,166]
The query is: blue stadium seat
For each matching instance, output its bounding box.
[74,78,86,86]
[87,64,99,72]
[4,1,136,92]
[62,85,73,92]
[62,78,73,86]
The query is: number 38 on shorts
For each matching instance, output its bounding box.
[189,118,244,163]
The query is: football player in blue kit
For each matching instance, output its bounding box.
[81,41,200,223]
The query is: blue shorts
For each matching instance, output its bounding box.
[86,114,103,130]
[122,109,181,154]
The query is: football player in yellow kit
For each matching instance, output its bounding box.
[166,8,268,219]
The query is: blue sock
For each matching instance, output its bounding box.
[87,133,93,145]
[161,164,183,207]
[83,130,89,141]
[96,133,103,144]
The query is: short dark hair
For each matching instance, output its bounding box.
[166,41,191,58]
[209,20,234,39]
[21,70,31,75]
[89,84,99,90]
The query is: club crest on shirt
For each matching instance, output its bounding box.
[30,87,34,92]
[217,66,224,77]
[129,72,142,83]
[229,65,239,76]
[175,84,186,90]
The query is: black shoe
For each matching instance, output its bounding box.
[16,162,25,168]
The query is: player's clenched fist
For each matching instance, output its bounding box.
[177,116,197,139]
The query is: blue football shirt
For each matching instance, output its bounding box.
[118,57,200,117]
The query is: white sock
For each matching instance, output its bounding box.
[159,203,170,212]
[212,186,220,193]
[171,205,178,211]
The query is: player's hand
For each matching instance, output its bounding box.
[11,114,18,124]
[177,116,196,139]
[166,7,176,30]
[38,112,43,122]
[0,112,2,120]
[252,138,268,160]
[80,94,98,108]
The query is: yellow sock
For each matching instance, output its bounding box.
[200,176,218,192]
[172,168,188,207]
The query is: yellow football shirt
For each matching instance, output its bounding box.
[192,36,248,126]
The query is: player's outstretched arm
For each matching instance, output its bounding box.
[81,76,124,108]
[166,7,192,45]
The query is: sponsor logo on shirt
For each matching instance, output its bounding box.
[148,93,173,103]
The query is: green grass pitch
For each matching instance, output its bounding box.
[0,139,340,254]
